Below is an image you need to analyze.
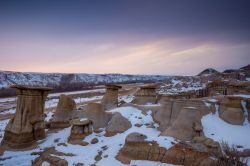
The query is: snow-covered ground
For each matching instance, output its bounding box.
[45,96,103,109]
[118,95,135,103]
[157,78,204,95]
[202,110,250,149]
[0,106,176,166]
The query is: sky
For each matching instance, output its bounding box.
[0,0,250,75]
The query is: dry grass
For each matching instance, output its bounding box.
[212,141,248,166]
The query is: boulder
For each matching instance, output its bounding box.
[105,112,132,137]
[32,147,70,166]
[83,103,112,130]
[161,107,202,141]
[50,94,76,128]
[153,99,210,133]
[56,94,76,112]
[91,138,99,144]
[219,96,244,125]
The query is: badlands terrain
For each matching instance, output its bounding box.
[0,64,249,166]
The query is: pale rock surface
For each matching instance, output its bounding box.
[105,112,132,137]
[161,107,202,141]
[50,94,76,128]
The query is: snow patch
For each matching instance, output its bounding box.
[202,111,250,149]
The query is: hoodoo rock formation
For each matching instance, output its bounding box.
[68,118,93,144]
[133,85,157,104]
[1,85,52,149]
[50,94,76,128]
[101,85,122,110]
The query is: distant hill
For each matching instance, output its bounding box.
[0,71,169,89]
[240,64,250,70]
[197,68,219,76]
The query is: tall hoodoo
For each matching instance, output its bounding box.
[1,85,52,149]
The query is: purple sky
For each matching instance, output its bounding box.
[0,0,250,75]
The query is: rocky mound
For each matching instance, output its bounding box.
[218,96,245,125]
[116,132,213,166]
[56,94,76,112]
[105,112,132,137]
[32,147,72,166]
[161,107,203,141]
[154,99,212,132]
[80,102,112,130]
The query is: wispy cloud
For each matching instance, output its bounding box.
[1,36,248,75]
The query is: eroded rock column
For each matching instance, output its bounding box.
[101,85,122,110]
[1,85,52,149]
[133,85,157,104]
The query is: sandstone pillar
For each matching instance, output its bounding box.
[2,85,52,149]
[133,85,157,104]
[101,85,122,110]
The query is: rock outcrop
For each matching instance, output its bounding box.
[133,85,157,105]
[116,132,211,165]
[219,96,245,125]
[80,102,112,130]
[105,112,132,137]
[154,99,211,133]
[1,85,52,149]
[49,94,76,128]
[161,107,203,141]
[101,85,121,110]
[32,147,70,166]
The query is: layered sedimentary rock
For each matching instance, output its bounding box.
[154,99,212,133]
[116,132,211,166]
[161,107,202,141]
[2,85,52,149]
[133,85,157,104]
[207,80,228,96]
[227,82,250,95]
[50,94,76,128]
[218,96,245,125]
[101,85,122,110]
[105,112,132,137]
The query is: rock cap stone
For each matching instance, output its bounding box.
[70,118,92,126]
